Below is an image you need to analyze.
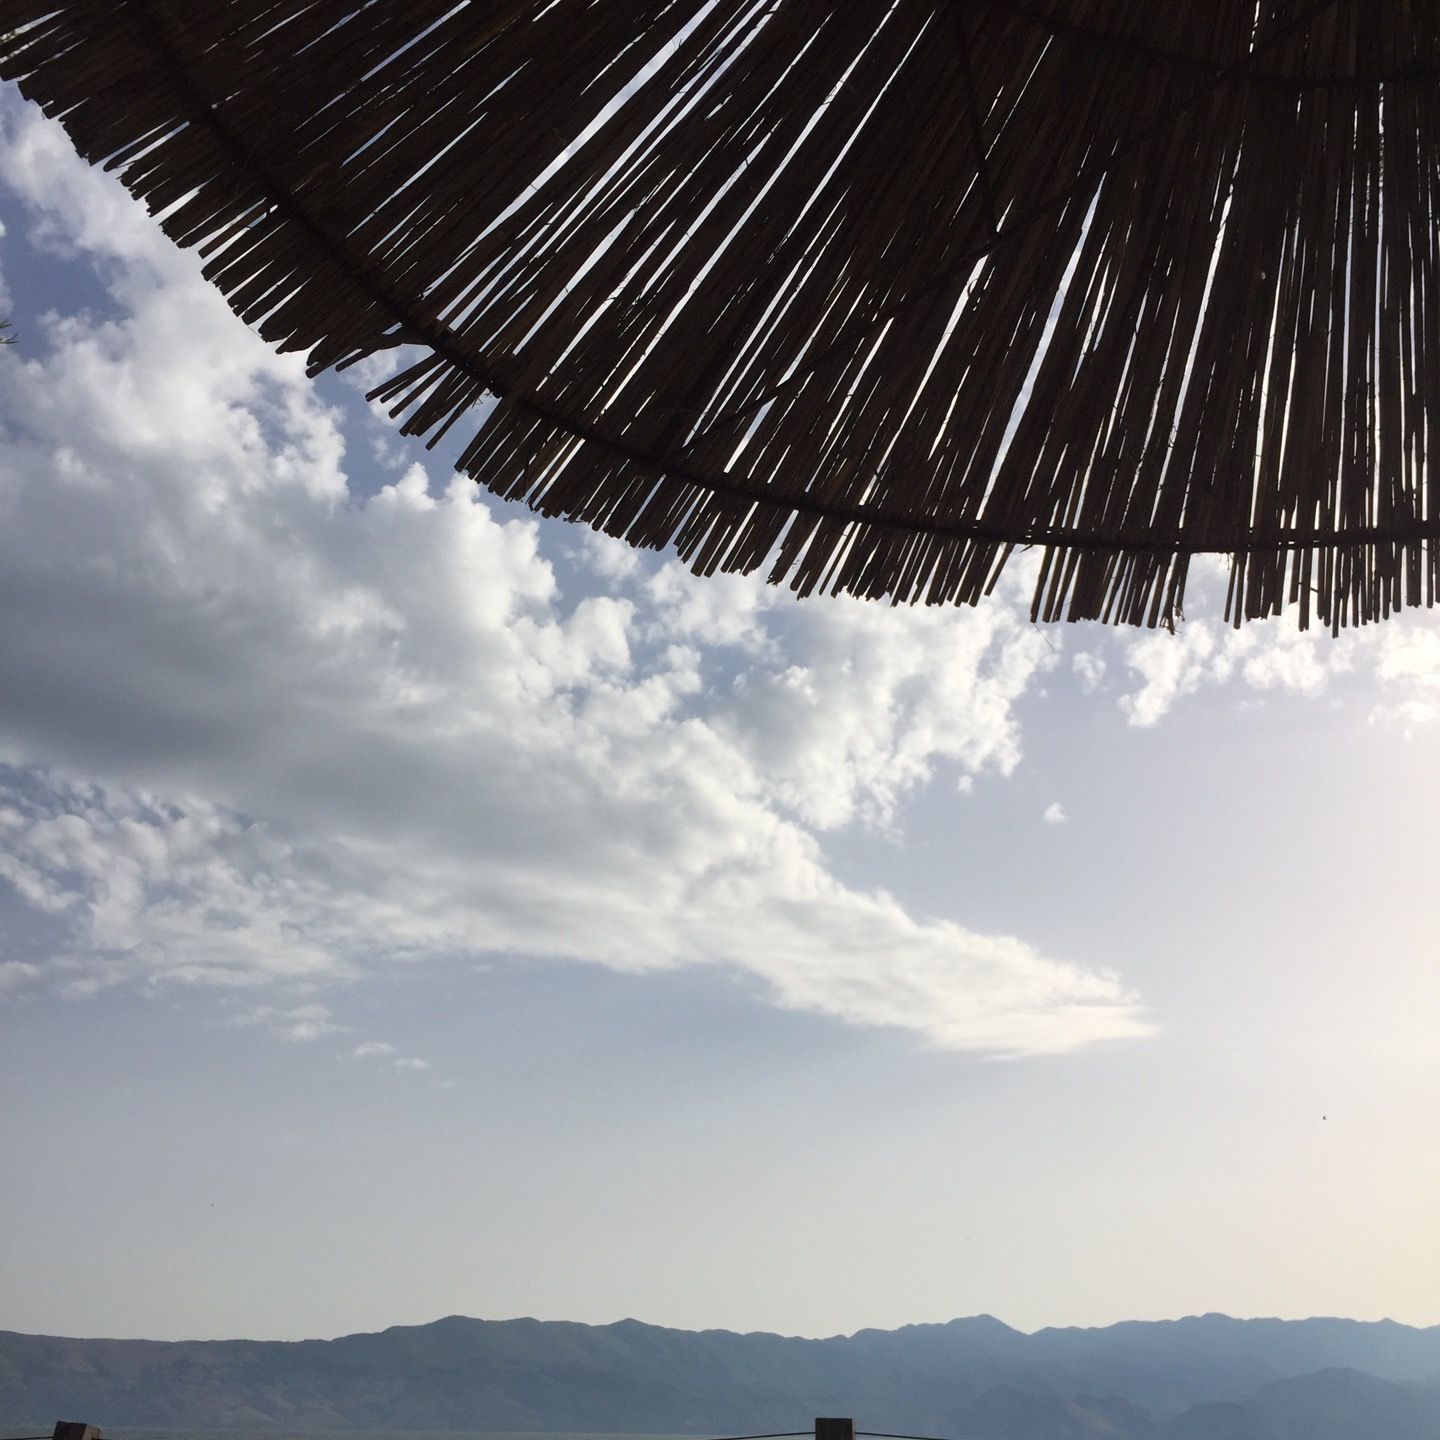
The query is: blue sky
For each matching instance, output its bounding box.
[0,91,1437,1343]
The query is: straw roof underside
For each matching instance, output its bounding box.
[4,0,1440,628]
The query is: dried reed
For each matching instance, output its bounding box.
[3,0,1434,628]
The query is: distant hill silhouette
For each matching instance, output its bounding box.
[1,1313,1438,1434]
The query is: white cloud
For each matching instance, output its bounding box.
[0,214,10,312]
[1112,590,1440,731]
[1043,803,1066,826]
[1119,622,1244,727]
[1071,652,1106,693]
[353,1041,398,1059]
[234,1003,349,1043]
[0,103,1150,1056]
[1117,616,1359,727]
[0,959,40,992]
[1368,626,1440,729]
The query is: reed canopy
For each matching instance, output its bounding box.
[3,1,1439,629]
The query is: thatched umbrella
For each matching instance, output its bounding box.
[1,1,1434,629]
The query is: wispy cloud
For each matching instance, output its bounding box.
[352,1041,397,1059]
[236,1004,348,1044]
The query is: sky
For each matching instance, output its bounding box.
[0,88,1437,1344]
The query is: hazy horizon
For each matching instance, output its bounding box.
[8,1312,1440,1440]
[7,1308,1440,1347]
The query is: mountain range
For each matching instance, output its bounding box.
[3,1313,1439,1438]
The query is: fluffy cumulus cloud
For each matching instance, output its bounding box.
[1116,607,1345,728]
[0,104,1150,1056]
[1367,625,1440,728]
[1113,599,1440,730]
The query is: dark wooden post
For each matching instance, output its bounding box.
[815,1419,855,1440]
[52,1424,101,1440]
